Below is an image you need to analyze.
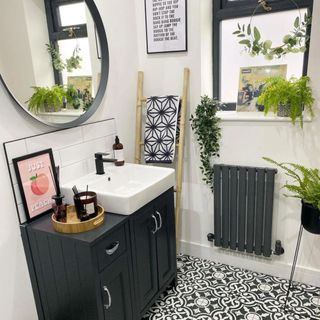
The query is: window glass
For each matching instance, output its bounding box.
[58,3,86,27]
[220,8,306,103]
[58,38,94,94]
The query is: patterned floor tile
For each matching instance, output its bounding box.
[143,255,320,320]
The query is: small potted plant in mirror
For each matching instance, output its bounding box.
[65,85,81,109]
[263,157,320,235]
[27,85,66,114]
[257,76,315,128]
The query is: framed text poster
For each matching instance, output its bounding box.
[145,0,187,53]
[13,149,58,222]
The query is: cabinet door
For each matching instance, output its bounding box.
[131,204,158,312]
[155,190,177,289]
[100,253,133,320]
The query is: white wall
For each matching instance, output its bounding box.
[0,0,138,318]
[135,0,320,286]
[0,0,36,105]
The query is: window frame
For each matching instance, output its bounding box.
[213,0,314,110]
[44,0,88,84]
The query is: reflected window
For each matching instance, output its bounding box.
[44,0,99,96]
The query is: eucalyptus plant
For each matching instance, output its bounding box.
[190,96,222,191]
[263,157,320,210]
[233,13,311,60]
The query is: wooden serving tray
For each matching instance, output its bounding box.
[52,205,105,234]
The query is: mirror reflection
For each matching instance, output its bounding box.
[0,0,103,124]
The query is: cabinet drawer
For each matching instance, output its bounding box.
[96,224,127,272]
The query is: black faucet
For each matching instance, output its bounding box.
[95,153,117,175]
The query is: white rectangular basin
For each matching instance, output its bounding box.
[61,163,175,215]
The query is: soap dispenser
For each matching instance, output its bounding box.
[113,136,125,166]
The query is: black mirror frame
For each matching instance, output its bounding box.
[0,0,109,129]
[213,0,313,110]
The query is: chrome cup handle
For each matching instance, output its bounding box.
[106,241,120,255]
[151,214,158,234]
[103,285,112,310]
[156,211,162,230]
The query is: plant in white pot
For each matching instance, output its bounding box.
[263,157,320,234]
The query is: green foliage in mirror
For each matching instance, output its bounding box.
[257,76,314,127]
[190,96,222,191]
[46,44,65,72]
[27,85,92,114]
[263,157,320,210]
[27,85,66,114]
[66,47,82,72]
[46,43,82,73]
[233,13,311,59]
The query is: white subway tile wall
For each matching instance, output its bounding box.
[4,119,116,223]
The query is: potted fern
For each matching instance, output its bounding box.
[257,76,314,127]
[27,85,66,114]
[263,157,320,234]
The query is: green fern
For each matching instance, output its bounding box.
[263,157,320,209]
[257,76,314,128]
[27,85,66,114]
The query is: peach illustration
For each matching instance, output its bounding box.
[30,173,50,196]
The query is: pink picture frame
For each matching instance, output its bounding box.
[13,149,58,222]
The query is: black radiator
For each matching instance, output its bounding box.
[210,164,278,257]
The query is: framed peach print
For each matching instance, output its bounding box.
[13,149,58,222]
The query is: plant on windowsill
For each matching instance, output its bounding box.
[257,76,314,128]
[190,96,222,192]
[27,85,66,114]
[65,84,79,109]
[263,157,320,234]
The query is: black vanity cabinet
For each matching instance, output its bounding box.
[20,188,176,320]
[130,189,176,315]
[21,214,134,320]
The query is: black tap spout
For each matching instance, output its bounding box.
[95,153,117,174]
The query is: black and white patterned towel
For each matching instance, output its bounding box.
[144,95,180,163]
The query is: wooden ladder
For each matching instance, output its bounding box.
[134,67,190,246]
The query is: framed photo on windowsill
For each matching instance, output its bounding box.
[13,149,58,222]
[145,0,187,54]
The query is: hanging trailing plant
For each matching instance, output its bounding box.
[233,12,311,60]
[46,43,82,72]
[46,43,66,71]
[66,46,82,72]
[190,96,222,192]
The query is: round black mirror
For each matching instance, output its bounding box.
[0,0,109,128]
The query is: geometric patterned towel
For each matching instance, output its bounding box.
[144,95,180,163]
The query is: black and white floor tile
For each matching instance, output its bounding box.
[143,255,320,320]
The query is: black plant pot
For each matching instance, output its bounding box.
[301,201,320,235]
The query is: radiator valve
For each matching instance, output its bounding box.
[274,240,284,255]
[207,233,214,242]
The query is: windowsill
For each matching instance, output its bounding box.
[217,111,312,123]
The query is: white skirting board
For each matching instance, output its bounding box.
[179,240,320,287]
